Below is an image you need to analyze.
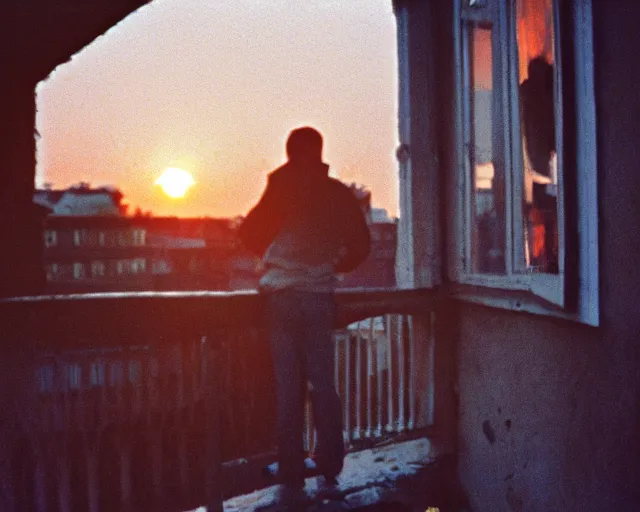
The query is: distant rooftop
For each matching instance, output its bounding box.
[34,184,125,216]
[371,207,395,224]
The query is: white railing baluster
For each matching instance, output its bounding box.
[386,314,394,432]
[354,322,362,440]
[376,319,383,437]
[397,315,406,432]
[344,334,351,443]
[408,316,416,430]
[366,317,374,438]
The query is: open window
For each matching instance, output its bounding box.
[450,0,598,324]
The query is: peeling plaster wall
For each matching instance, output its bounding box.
[454,1,640,510]
[456,308,622,510]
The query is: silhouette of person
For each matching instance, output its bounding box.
[520,56,555,183]
[238,127,371,496]
[520,56,558,271]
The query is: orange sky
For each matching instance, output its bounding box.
[35,0,399,218]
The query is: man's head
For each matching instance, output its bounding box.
[286,127,323,164]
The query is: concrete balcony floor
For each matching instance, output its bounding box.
[188,438,465,512]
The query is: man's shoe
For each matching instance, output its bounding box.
[262,458,321,481]
[314,475,343,503]
[261,461,279,480]
[309,453,343,483]
[322,474,339,486]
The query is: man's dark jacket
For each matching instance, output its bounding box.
[238,161,371,278]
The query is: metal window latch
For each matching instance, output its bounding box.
[396,144,411,164]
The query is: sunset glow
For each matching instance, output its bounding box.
[35,0,398,218]
[155,168,195,198]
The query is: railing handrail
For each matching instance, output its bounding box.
[0,287,436,351]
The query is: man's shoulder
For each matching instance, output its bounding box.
[267,163,291,182]
[326,177,356,198]
[327,180,365,214]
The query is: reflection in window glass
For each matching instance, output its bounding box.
[517,0,559,273]
[468,25,505,273]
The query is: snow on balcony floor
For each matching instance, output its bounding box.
[188,437,435,511]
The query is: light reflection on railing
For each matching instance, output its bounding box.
[304,313,426,453]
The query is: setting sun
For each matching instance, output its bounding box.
[155,167,195,198]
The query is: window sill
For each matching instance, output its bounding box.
[447,283,598,327]
[453,273,532,290]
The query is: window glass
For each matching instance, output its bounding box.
[453,0,597,322]
[44,230,57,248]
[133,229,146,246]
[46,263,59,282]
[130,258,146,274]
[73,262,85,280]
[66,364,81,389]
[516,0,559,273]
[91,260,105,277]
[467,24,505,273]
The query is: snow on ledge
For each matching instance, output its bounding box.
[187,437,433,512]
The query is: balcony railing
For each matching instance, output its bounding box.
[0,288,436,512]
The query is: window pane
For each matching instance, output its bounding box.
[467,24,505,273]
[517,0,559,273]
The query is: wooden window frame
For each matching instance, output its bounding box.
[447,0,598,325]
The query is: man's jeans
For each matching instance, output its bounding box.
[267,290,344,484]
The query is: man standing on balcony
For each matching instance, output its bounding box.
[238,127,370,496]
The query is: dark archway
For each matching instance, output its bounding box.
[1,0,151,296]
